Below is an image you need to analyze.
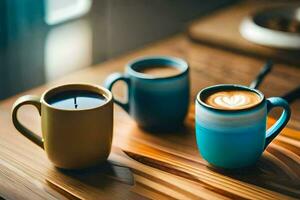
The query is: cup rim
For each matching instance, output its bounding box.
[125,56,189,80]
[196,84,265,113]
[41,83,113,111]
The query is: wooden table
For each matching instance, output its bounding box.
[0,35,300,199]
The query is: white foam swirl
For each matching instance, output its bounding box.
[214,94,249,108]
[205,90,261,110]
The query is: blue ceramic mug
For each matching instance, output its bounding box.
[105,56,190,131]
[195,84,291,169]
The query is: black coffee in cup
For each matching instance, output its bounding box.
[47,90,107,110]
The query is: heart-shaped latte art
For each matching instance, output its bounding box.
[204,90,261,110]
[215,95,248,107]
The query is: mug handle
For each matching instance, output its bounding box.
[12,95,44,148]
[104,73,130,112]
[265,97,291,149]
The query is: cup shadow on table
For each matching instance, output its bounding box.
[141,123,192,137]
[54,161,134,189]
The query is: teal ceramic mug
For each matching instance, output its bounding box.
[195,84,291,169]
[104,56,190,131]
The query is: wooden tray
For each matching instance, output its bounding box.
[187,0,300,66]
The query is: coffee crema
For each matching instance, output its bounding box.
[137,65,181,77]
[204,90,262,110]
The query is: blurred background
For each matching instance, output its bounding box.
[0,0,237,100]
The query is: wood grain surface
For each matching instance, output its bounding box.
[187,0,300,66]
[0,35,299,199]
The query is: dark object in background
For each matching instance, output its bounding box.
[257,10,300,34]
[241,5,300,49]
[249,60,273,89]
[282,86,300,104]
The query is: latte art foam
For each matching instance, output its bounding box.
[205,90,261,110]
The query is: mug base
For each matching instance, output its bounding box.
[50,152,110,170]
[54,159,110,171]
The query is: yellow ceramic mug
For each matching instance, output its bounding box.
[12,83,113,169]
